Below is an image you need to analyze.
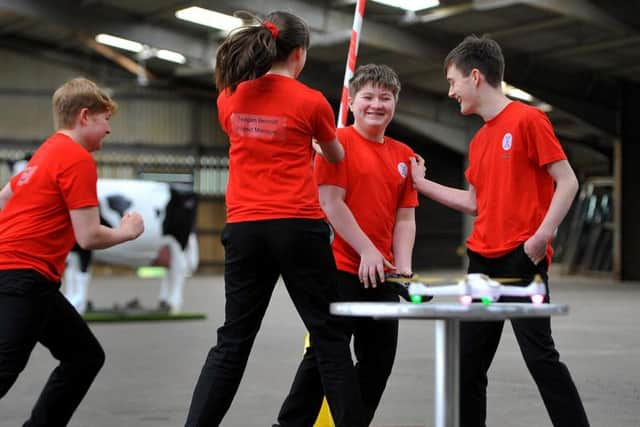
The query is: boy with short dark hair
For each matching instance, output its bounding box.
[412,35,590,427]
[0,77,144,426]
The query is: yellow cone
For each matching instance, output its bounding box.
[304,333,335,427]
[314,399,334,427]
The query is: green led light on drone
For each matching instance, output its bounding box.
[137,266,166,278]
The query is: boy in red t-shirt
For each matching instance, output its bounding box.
[276,64,418,426]
[411,35,589,427]
[0,77,143,426]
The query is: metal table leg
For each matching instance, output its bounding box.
[434,319,459,427]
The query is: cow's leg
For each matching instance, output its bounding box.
[163,239,187,314]
[72,272,91,314]
[185,233,199,274]
[63,253,80,307]
[158,270,170,311]
[64,250,92,314]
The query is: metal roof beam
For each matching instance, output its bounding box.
[474,0,631,32]
[0,0,216,65]
[204,0,447,59]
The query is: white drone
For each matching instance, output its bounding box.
[387,273,546,305]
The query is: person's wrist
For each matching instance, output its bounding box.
[533,229,553,244]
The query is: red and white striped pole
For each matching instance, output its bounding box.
[338,0,366,128]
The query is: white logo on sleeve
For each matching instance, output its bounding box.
[397,162,408,178]
[502,133,513,151]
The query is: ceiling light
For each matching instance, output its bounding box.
[506,87,533,102]
[175,6,243,32]
[156,49,186,64]
[372,0,439,12]
[536,102,553,112]
[95,33,143,53]
[502,82,533,102]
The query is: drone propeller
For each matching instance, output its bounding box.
[386,274,522,285]
[492,277,522,283]
[384,274,446,284]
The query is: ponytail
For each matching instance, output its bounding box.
[214,11,310,92]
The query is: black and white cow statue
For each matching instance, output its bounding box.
[64,178,199,314]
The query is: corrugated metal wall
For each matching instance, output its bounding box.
[0,49,224,147]
[0,92,57,139]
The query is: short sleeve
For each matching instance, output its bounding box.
[398,148,419,208]
[526,109,566,167]
[217,91,229,134]
[59,158,99,210]
[465,138,478,187]
[314,149,348,189]
[312,95,337,143]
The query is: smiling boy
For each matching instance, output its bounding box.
[0,77,144,426]
[276,64,418,426]
[411,35,589,427]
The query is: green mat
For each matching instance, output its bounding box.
[83,311,206,323]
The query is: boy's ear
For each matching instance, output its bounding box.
[470,68,481,86]
[78,107,91,125]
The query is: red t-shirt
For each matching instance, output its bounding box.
[218,74,337,223]
[314,126,419,274]
[0,133,99,281]
[465,101,567,262]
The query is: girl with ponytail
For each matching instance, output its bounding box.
[185,11,365,427]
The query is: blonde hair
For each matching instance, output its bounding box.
[52,77,118,129]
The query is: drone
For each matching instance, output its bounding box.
[386,273,546,305]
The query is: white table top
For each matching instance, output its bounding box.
[330,302,568,321]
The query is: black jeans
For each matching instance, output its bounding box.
[460,245,590,427]
[0,269,105,427]
[277,270,399,426]
[185,219,365,427]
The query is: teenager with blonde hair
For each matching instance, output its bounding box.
[0,77,144,426]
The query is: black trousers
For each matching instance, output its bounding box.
[0,269,105,427]
[185,219,365,427]
[460,245,590,427]
[277,270,399,426]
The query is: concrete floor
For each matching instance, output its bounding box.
[1,271,638,427]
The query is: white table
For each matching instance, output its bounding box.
[330,302,568,427]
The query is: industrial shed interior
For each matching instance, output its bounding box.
[1,0,639,278]
[1,2,639,427]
